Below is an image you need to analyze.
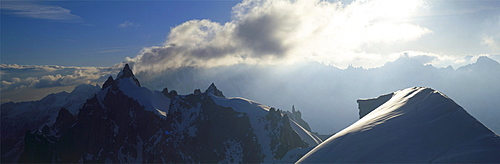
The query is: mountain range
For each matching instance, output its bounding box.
[134,56,500,134]
[2,57,499,162]
[2,64,318,163]
[1,84,100,162]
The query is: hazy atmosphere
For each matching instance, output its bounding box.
[2,0,500,136]
[2,0,500,163]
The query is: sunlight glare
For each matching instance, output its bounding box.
[376,0,423,20]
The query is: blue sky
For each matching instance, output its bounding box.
[1,1,239,66]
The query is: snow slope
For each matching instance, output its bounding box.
[211,94,321,147]
[114,77,169,117]
[210,93,317,162]
[297,87,500,163]
[289,120,322,146]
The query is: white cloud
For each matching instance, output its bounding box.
[126,0,430,74]
[480,13,500,51]
[385,51,500,69]
[118,21,137,28]
[0,2,81,21]
[0,64,119,91]
[481,35,499,50]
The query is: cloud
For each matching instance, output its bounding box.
[480,14,500,51]
[0,2,81,21]
[388,51,500,69]
[118,21,138,28]
[0,64,119,91]
[481,35,499,50]
[126,0,430,74]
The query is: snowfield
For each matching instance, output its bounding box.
[115,76,170,117]
[297,87,500,163]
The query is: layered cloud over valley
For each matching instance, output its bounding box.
[0,64,119,103]
[0,64,116,90]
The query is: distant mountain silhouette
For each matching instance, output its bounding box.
[135,56,500,134]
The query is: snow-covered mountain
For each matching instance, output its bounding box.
[297,87,500,163]
[1,84,100,163]
[135,56,500,134]
[18,64,318,163]
[162,83,312,163]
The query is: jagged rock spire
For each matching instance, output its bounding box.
[117,64,135,79]
[205,83,224,97]
[102,76,114,90]
[357,93,394,119]
[116,64,141,87]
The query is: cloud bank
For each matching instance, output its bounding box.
[0,64,118,91]
[126,0,431,74]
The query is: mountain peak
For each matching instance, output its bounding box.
[102,76,114,90]
[117,64,134,79]
[116,64,141,87]
[383,56,424,69]
[205,83,224,97]
[476,56,499,65]
[298,87,500,163]
[457,56,500,71]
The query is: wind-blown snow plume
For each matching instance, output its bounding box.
[126,0,430,74]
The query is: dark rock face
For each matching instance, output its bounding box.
[162,87,169,95]
[164,93,262,162]
[117,64,141,87]
[194,89,201,95]
[54,108,77,132]
[20,86,306,163]
[1,109,49,163]
[18,64,307,163]
[1,84,100,163]
[162,87,179,99]
[285,105,312,131]
[267,108,308,159]
[357,93,394,119]
[117,64,134,79]
[102,76,114,90]
[18,130,52,163]
[21,85,168,163]
[205,83,224,97]
[164,93,307,162]
[165,90,178,99]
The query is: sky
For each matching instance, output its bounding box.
[1,1,239,66]
[1,0,499,68]
[1,0,500,103]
